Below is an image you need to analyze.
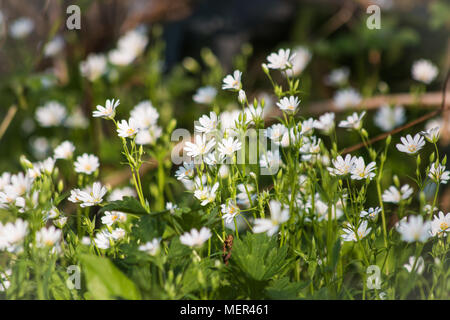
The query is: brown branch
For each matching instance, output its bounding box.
[0,105,18,142]
[341,70,450,154]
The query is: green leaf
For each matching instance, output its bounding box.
[231,233,289,281]
[265,277,309,299]
[79,254,141,300]
[99,196,149,215]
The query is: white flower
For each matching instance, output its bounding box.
[382,184,414,203]
[117,118,139,138]
[360,207,381,220]
[350,157,376,180]
[194,183,219,206]
[94,230,111,249]
[93,99,120,119]
[39,157,56,175]
[74,153,99,175]
[328,154,357,176]
[259,149,282,171]
[9,17,34,39]
[430,211,450,237]
[396,215,431,243]
[54,216,68,228]
[333,88,362,110]
[54,141,75,160]
[403,256,425,274]
[0,172,11,191]
[139,238,161,255]
[180,227,212,247]
[253,200,289,236]
[30,136,50,159]
[101,211,127,226]
[286,46,311,77]
[299,136,321,155]
[35,101,67,127]
[305,196,344,222]
[26,165,41,181]
[341,220,372,242]
[108,29,148,66]
[218,165,230,178]
[135,126,162,145]
[0,219,28,253]
[219,110,241,133]
[424,204,438,216]
[81,236,91,246]
[79,53,107,82]
[338,111,366,131]
[218,137,242,158]
[325,67,350,87]
[130,100,159,129]
[0,269,11,292]
[396,133,425,154]
[9,172,32,196]
[68,188,83,203]
[412,59,438,84]
[301,118,315,136]
[265,124,288,144]
[111,228,126,240]
[193,86,217,104]
[166,202,178,214]
[204,151,225,167]
[313,112,335,135]
[66,108,89,129]
[244,105,264,124]
[184,134,216,158]
[421,126,440,144]
[221,201,240,224]
[238,90,247,104]
[195,112,218,134]
[44,36,64,57]
[266,48,295,70]
[222,70,242,91]
[175,162,195,180]
[276,96,300,113]
[108,187,136,201]
[36,226,61,247]
[236,184,256,208]
[374,104,405,132]
[77,182,107,207]
[428,163,450,184]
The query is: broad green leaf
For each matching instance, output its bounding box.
[231,233,289,281]
[79,254,141,300]
[99,196,149,215]
[265,277,309,299]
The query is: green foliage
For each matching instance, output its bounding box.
[79,254,141,300]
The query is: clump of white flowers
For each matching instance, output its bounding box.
[411,59,438,84]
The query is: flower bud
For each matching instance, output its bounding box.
[20,155,33,170]
[238,90,246,104]
[393,175,400,188]
[386,135,392,146]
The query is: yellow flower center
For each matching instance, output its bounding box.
[440,222,448,231]
[407,145,417,153]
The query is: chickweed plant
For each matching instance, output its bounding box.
[0,27,449,300]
